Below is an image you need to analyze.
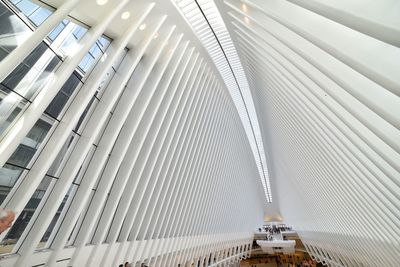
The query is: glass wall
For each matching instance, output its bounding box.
[0,1,33,61]
[0,0,116,254]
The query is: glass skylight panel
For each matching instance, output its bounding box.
[172,0,272,202]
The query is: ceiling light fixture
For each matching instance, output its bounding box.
[96,0,108,6]
[121,11,130,20]
[139,23,146,31]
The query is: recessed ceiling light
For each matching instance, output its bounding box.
[139,23,146,31]
[121,11,130,20]
[153,32,159,39]
[241,3,248,12]
[244,16,250,24]
[96,0,108,6]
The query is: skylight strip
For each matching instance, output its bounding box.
[172,0,272,202]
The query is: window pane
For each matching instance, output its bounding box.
[74,95,97,133]
[25,118,51,148]
[39,184,77,249]
[2,117,51,169]
[29,7,52,27]
[24,41,47,66]
[47,133,78,177]
[0,116,53,212]
[0,84,29,140]
[0,2,32,62]
[73,144,96,185]
[45,73,82,119]
[97,36,110,50]
[58,24,86,57]
[1,42,61,99]
[89,44,102,58]
[47,21,67,41]
[72,26,87,41]
[24,55,61,100]
[15,0,38,17]
[0,41,60,136]
[45,91,68,119]
[7,144,36,167]
[0,164,25,192]
[1,176,54,254]
[78,54,95,73]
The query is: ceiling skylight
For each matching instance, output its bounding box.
[172,0,272,202]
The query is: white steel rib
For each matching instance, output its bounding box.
[172,0,272,202]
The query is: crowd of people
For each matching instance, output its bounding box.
[274,254,319,267]
[118,262,148,267]
[257,224,292,241]
[245,252,319,267]
[258,224,292,235]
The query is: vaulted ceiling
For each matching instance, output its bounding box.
[3,0,399,266]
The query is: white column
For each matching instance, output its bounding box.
[169,79,220,266]
[96,30,184,267]
[127,46,195,263]
[75,24,174,267]
[141,54,203,267]
[40,6,155,267]
[153,62,208,267]
[67,16,168,267]
[112,39,189,265]
[98,26,174,246]
[163,75,216,266]
[135,73,217,265]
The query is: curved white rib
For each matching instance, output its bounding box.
[172,0,272,202]
[218,0,400,266]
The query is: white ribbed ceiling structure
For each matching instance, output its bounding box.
[215,0,400,266]
[0,0,398,266]
[172,0,272,202]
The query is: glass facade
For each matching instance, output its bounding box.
[0,0,114,254]
[0,1,32,60]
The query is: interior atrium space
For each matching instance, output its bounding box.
[0,0,399,266]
